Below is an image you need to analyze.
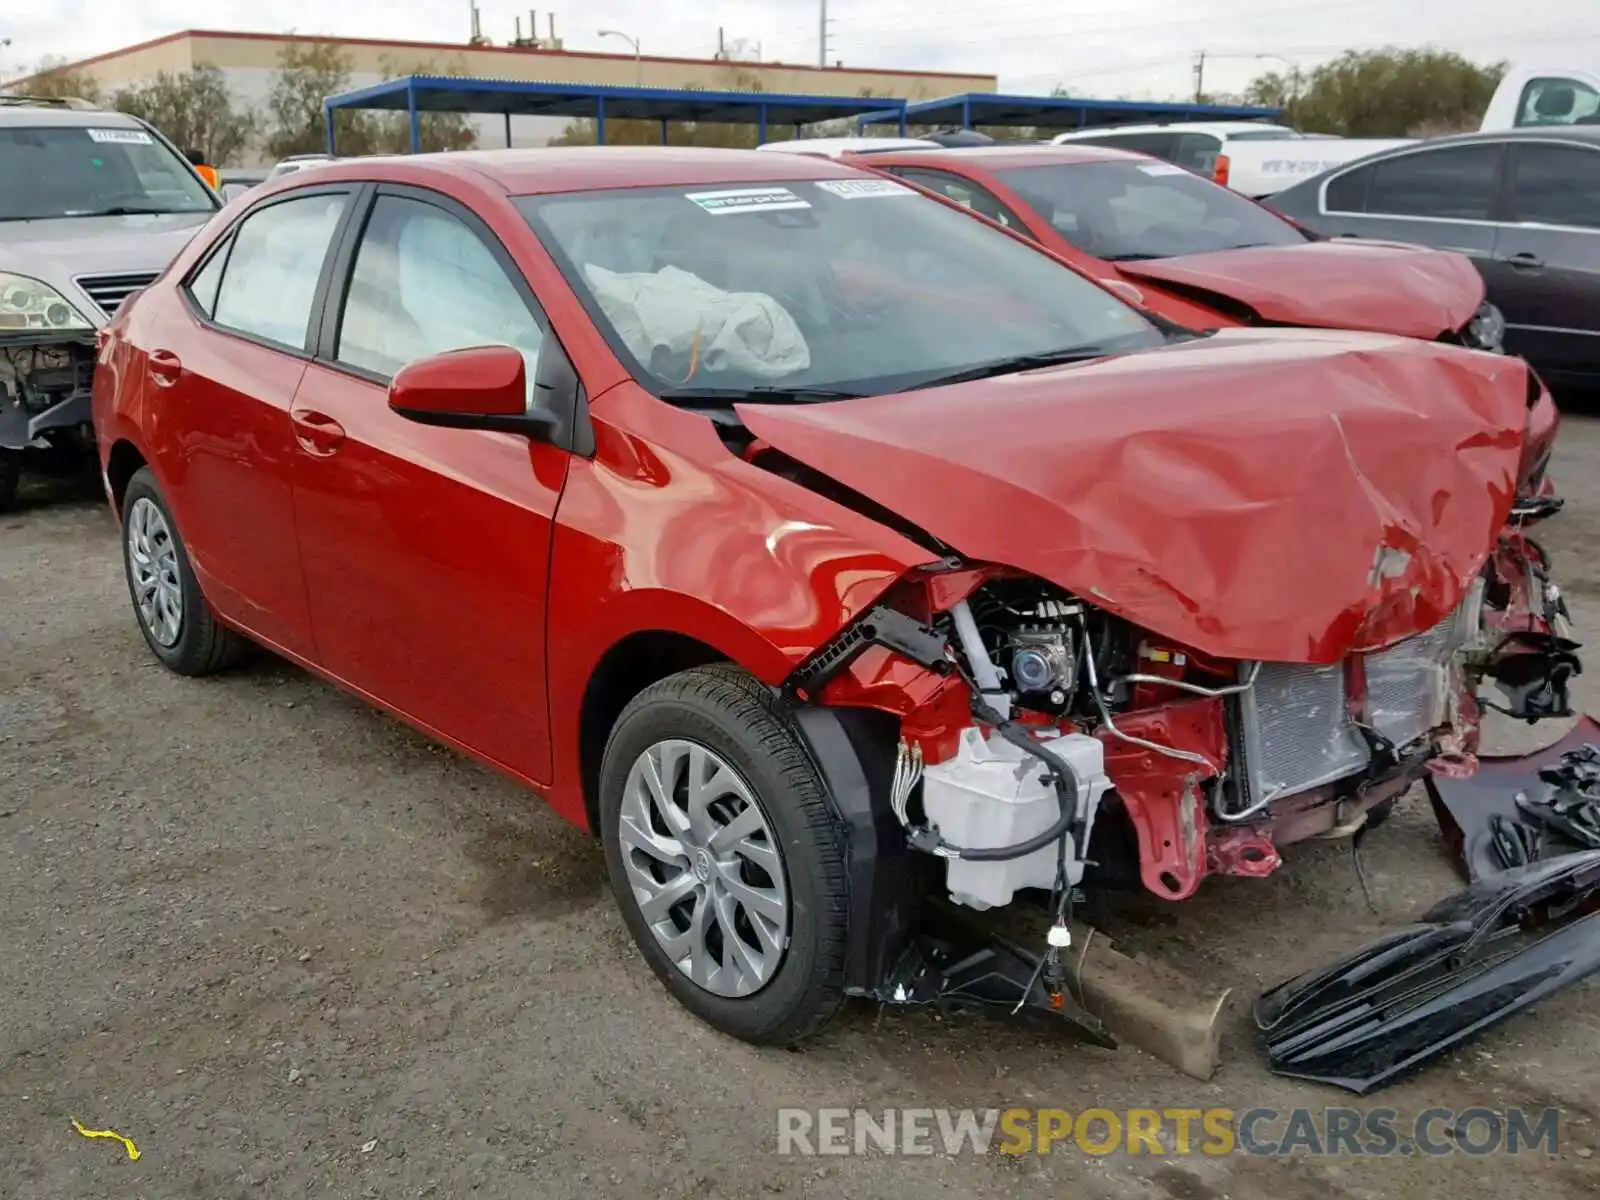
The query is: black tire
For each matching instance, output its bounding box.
[120,467,245,676]
[599,664,849,1046]
[0,450,19,513]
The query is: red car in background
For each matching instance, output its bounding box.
[93,147,1576,1064]
[856,143,1509,351]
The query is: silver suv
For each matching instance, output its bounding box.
[0,96,220,509]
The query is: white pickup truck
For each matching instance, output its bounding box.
[1050,122,1412,198]
[1480,62,1600,129]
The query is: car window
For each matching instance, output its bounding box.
[0,124,218,221]
[1358,145,1502,220]
[185,236,231,318]
[1516,77,1600,127]
[1075,132,1177,159]
[211,193,348,350]
[518,179,1162,398]
[336,195,545,396]
[1323,164,1373,213]
[997,161,1305,260]
[886,167,1033,235]
[1223,128,1302,142]
[1506,142,1600,229]
[1171,132,1223,174]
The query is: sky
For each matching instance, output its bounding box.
[3,0,1597,99]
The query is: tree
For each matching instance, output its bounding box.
[265,41,360,159]
[111,66,257,166]
[265,42,477,159]
[1245,48,1505,137]
[362,55,477,155]
[15,56,103,103]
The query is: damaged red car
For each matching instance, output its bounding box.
[857,143,1511,351]
[93,148,1579,1072]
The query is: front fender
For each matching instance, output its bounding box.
[543,387,937,816]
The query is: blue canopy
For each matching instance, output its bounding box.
[858,91,1283,132]
[322,75,912,152]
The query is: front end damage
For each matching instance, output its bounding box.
[736,334,1585,1084]
[0,333,99,507]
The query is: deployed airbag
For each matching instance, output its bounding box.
[584,263,809,379]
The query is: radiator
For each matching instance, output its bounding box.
[1234,605,1470,807]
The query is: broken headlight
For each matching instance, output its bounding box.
[1463,302,1506,354]
[0,272,92,334]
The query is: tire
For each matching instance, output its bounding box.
[0,450,19,513]
[120,467,245,676]
[599,664,849,1045]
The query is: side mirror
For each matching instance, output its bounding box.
[1101,278,1146,307]
[388,345,559,439]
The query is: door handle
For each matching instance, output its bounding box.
[147,349,182,387]
[1505,251,1544,269]
[291,409,346,456]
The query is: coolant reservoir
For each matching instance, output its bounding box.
[920,726,1109,910]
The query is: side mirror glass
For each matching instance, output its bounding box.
[388,345,557,439]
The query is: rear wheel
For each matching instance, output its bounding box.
[120,467,245,675]
[599,664,849,1045]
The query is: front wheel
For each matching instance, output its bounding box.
[599,664,850,1045]
[120,467,245,675]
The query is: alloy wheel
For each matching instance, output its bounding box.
[617,738,790,997]
[126,496,184,647]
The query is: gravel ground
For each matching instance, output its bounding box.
[5,413,1600,1199]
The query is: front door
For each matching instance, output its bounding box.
[288,187,569,783]
[1486,140,1600,381]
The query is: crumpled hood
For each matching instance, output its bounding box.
[738,328,1529,664]
[0,212,213,326]
[1114,240,1486,340]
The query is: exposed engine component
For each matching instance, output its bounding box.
[919,724,1110,910]
[1,344,94,416]
[961,578,1085,716]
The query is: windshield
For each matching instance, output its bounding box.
[997,161,1307,261]
[0,124,218,221]
[516,178,1163,397]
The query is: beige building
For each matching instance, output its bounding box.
[5,29,997,163]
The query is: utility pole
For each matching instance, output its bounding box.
[1193,50,1206,103]
[819,0,829,68]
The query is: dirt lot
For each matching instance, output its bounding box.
[5,415,1600,1200]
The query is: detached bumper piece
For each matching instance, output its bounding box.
[1427,715,1600,882]
[1254,850,1600,1094]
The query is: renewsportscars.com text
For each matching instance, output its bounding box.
[776,1106,1563,1158]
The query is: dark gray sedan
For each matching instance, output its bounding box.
[1266,127,1600,387]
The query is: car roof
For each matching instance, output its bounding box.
[304,145,880,197]
[859,143,1149,169]
[757,136,939,157]
[0,103,146,129]
[1055,121,1298,139]
[1374,125,1600,148]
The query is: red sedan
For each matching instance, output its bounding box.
[94,147,1573,1054]
[857,143,1508,350]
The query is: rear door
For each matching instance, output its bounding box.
[148,186,356,659]
[1312,142,1505,267]
[1487,140,1600,380]
[287,185,574,784]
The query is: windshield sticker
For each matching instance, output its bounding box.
[87,128,154,145]
[814,178,916,199]
[686,187,812,215]
[1137,162,1190,176]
